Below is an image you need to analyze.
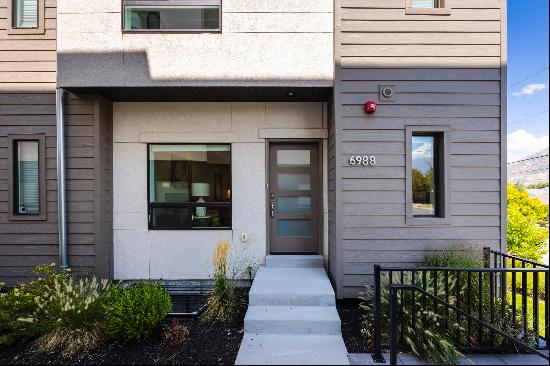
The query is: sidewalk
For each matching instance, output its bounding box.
[348,353,548,365]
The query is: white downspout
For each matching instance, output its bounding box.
[56,88,68,269]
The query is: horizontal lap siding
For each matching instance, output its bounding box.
[0,0,56,93]
[1,0,57,284]
[0,93,103,284]
[334,0,504,298]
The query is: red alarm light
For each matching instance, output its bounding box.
[364,100,377,114]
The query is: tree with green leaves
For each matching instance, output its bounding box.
[507,183,549,262]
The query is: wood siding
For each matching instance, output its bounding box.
[1,93,113,285]
[331,0,506,298]
[0,0,56,93]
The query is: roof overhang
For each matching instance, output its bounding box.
[64,86,333,103]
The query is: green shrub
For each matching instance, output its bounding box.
[507,183,549,262]
[527,181,549,189]
[0,264,69,348]
[422,250,484,268]
[204,240,242,321]
[32,275,110,356]
[102,281,172,342]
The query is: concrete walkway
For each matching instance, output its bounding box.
[349,353,549,365]
[235,255,349,365]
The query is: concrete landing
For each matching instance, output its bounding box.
[237,333,350,365]
[266,255,325,268]
[236,256,349,365]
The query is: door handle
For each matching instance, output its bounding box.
[270,193,275,218]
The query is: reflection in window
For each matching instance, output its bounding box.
[148,144,231,229]
[411,0,438,8]
[412,135,438,216]
[14,0,38,28]
[124,4,220,30]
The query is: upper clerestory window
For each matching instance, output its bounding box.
[406,0,451,15]
[123,0,221,32]
[7,0,45,35]
[411,0,439,9]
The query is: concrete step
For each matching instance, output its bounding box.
[266,255,325,268]
[244,305,341,335]
[236,333,350,365]
[249,267,336,306]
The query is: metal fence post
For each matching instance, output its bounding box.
[389,287,398,366]
[373,264,383,362]
[483,247,491,268]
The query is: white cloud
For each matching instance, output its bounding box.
[507,129,549,162]
[412,142,432,160]
[512,83,547,96]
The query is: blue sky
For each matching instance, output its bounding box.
[507,0,549,162]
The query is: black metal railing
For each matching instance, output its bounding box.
[485,247,549,270]
[373,254,549,363]
[388,284,549,365]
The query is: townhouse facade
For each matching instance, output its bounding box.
[1,0,506,298]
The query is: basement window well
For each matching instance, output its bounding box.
[165,285,211,316]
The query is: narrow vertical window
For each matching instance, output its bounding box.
[14,140,40,215]
[411,135,439,217]
[411,0,438,8]
[13,0,38,28]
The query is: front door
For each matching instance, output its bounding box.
[269,142,320,253]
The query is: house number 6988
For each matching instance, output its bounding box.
[349,155,376,166]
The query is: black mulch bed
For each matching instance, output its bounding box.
[336,298,371,354]
[0,288,249,365]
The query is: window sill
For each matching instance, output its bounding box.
[406,216,451,226]
[7,27,46,35]
[148,227,232,231]
[122,29,221,34]
[405,8,451,15]
[7,213,47,222]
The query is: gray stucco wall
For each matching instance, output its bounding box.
[330,0,507,298]
[56,0,333,88]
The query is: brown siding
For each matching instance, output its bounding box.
[1,0,57,285]
[333,0,506,297]
[0,94,113,285]
[0,0,56,93]
[0,93,57,285]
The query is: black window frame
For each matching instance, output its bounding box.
[410,133,442,217]
[7,134,47,221]
[147,143,232,230]
[122,0,222,33]
[405,126,451,226]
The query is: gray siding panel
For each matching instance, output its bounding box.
[0,92,113,285]
[333,0,505,297]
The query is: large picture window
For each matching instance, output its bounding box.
[123,0,221,31]
[148,144,231,230]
